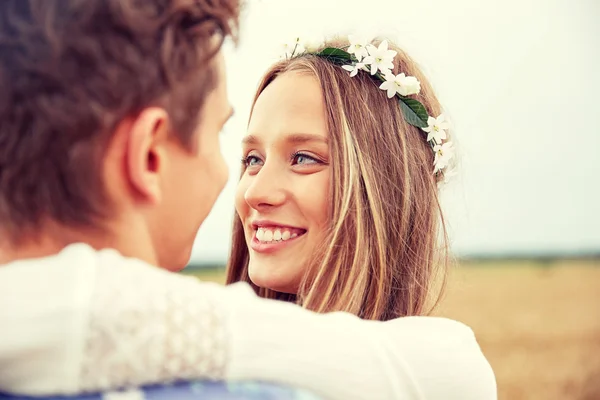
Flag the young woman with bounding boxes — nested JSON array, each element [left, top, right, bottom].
[[228, 36, 455, 321]]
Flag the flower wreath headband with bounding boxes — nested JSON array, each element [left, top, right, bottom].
[[281, 36, 454, 178]]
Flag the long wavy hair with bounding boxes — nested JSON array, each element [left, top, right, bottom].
[[227, 38, 451, 321]]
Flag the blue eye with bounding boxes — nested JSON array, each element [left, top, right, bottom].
[[242, 155, 263, 167], [292, 152, 319, 165]]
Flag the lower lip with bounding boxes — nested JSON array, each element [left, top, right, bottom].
[[250, 233, 305, 254]]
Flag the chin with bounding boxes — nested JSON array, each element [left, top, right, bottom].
[[159, 257, 188, 272], [164, 261, 188, 272], [248, 263, 299, 294], [158, 243, 193, 272]]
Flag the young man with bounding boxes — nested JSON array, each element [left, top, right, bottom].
[[0, 1, 496, 399]]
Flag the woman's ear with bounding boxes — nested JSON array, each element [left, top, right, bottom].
[[124, 107, 170, 205]]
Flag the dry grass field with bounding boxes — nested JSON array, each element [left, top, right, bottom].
[[185, 259, 600, 400], [434, 260, 600, 400]]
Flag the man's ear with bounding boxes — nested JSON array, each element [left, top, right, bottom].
[[125, 107, 169, 205]]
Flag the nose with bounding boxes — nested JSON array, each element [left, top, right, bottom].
[[244, 162, 287, 211]]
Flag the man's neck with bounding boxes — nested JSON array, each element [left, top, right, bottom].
[[0, 219, 157, 266]]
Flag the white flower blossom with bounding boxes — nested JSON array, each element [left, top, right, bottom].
[[422, 114, 450, 144], [437, 168, 456, 188], [443, 168, 456, 183], [396, 74, 421, 96], [342, 62, 367, 77], [281, 37, 305, 58], [433, 141, 455, 173], [305, 38, 323, 53], [362, 40, 397, 75], [379, 72, 421, 98], [347, 34, 370, 61]]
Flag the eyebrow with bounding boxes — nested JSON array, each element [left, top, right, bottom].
[[242, 133, 328, 146]]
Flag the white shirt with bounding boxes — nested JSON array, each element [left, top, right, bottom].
[[0, 244, 497, 399]]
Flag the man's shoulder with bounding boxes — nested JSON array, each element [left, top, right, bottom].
[[0, 243, 173, 301]]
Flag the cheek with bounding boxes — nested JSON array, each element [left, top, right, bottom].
[[198, 136, 229, 192], [213, 153, 229, 191], [303, 172, 330, 229]]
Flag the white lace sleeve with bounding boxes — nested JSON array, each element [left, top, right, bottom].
[[79, 250, 228, 392], [72, 247, 496, 400]]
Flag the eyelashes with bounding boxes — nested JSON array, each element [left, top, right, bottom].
[[290, 151, 320, 165], [240, 154, 261, 167]]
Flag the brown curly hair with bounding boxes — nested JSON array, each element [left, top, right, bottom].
[[0, 0, 240, 242]]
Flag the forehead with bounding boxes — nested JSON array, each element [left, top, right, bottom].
[[247, 71, 328, 141]]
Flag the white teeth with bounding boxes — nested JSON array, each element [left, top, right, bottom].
[[264, 230, 273, 242], [255, 227, 302, 243]]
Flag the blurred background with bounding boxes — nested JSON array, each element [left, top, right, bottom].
[[185, 0, 600, 399]]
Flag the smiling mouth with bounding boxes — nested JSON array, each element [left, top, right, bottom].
[[253, 226, 307, 244]]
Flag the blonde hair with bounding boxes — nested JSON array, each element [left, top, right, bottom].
[[227, 38, 450, 321]]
